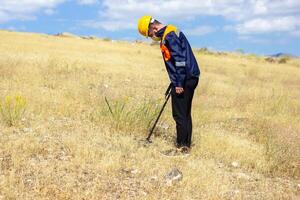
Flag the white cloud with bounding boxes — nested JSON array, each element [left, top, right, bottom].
[[223, 25, 235, 32], [238, 35, 271, 45], [44, 8, 56, 16], [290, 30, 300, 37], [77, 0, 98, 5], [1, 0, 300, 37], [238, 35, 288, 45], [6, 25, 26, 31], [184, 26, 216, 36], [99, 0, 245, 23], [83, 20, 135, 31], [0, 0, 65, 23], [93, 0, 300, 36], [236, 16, 300, 34]]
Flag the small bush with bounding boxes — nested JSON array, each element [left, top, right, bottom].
[[265, 57, 276, 63], [197, 47, 209, 54], [91, 97, 162, 133], [278, 57, 289, 64], [103, 37, 112, 42], [0, 95, 27, 126], [265, 56, 290, 64]]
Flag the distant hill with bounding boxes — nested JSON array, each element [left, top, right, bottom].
[[270, 53, 298, 58]]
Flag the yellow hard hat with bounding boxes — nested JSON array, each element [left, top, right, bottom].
[[137, 15, 152, 37]]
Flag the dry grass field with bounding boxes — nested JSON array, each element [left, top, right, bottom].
[[0, 30, 299, 199]]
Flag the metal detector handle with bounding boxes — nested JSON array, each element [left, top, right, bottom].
[[164, 83, 172, 99]]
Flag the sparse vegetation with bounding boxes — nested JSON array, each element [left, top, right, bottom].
[[0, 30, 299, 199], [278, 56, 289, 64], [265, 56, 291, 64], [103, 37, 112, 42], [0, 95, 27, 126], [197, 47, 210, 54], [91, 97, 161, 132]]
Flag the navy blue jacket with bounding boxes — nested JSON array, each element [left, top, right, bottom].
[[157, 25, 200, 87]]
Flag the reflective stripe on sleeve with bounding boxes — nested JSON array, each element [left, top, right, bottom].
[[175, 61, 186, 67]]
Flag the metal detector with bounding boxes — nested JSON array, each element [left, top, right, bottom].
[[146, 83, 172, 143]]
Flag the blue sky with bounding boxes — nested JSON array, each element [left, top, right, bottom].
[[0, 0, 299, 56]]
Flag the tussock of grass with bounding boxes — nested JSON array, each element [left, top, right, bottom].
[[90, 96, 162, 133], [0, 95, 27, 126]]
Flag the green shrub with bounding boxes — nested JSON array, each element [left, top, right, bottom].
[[0, 95, 27, 126]]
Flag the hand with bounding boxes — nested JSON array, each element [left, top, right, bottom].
[[175, 87, 184, 94]]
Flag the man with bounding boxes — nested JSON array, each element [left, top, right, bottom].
[[137, 16, 200, 153]]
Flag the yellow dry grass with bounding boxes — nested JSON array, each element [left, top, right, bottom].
[[0, 30, 299, 199]]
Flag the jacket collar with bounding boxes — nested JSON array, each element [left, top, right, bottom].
[[155, 26, 167, 38]]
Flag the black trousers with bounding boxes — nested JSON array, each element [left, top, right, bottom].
[[171, 77, 199, 148]]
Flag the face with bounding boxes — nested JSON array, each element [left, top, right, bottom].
[[148, 24, 157, 38], [148, 24, 161, 42]]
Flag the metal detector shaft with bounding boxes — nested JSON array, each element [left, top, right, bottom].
[[146, 83, 172, 142]]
